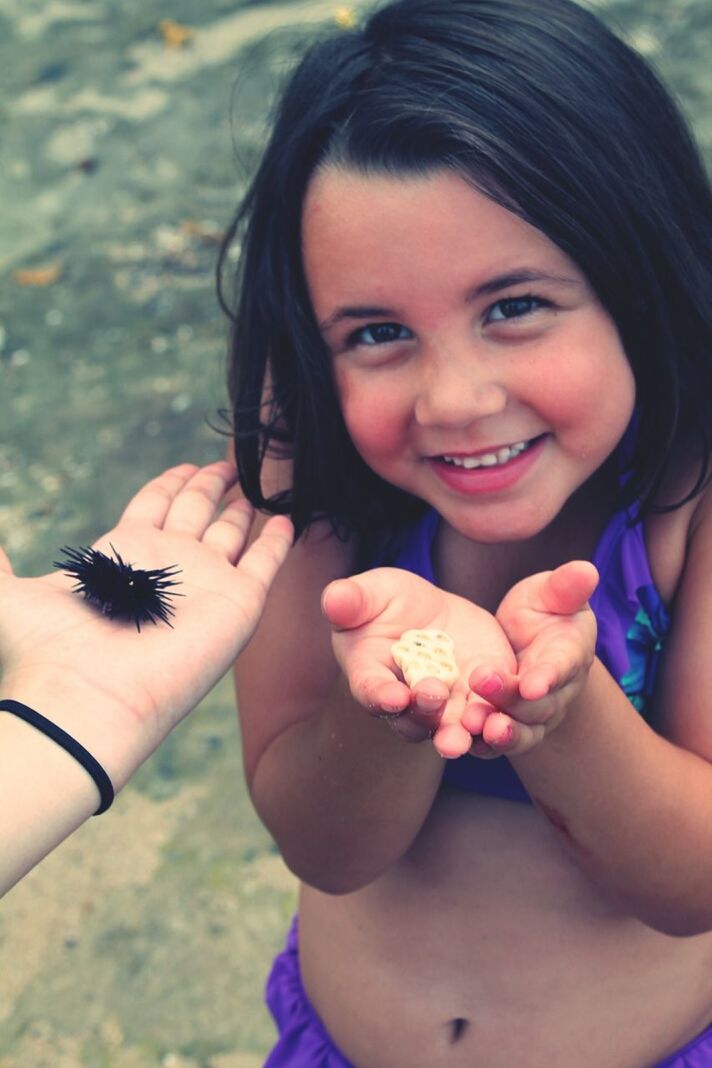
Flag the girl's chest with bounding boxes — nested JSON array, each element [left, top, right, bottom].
[[432, 509, 603, 611], [432, 496, 693, 612]]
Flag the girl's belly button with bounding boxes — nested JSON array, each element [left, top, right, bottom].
[[447, 1017, 470, 1044]]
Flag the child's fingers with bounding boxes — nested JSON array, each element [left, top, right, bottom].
[[432, 718, 475, 759], [517, 661, 561, 702], [383, 712, 435, 744], [469, 736, 500, 759], [482, 711, 517, 749], [460, 695, 495, 736], [480, 712, 546, 756], [322, 572, 396, 632], [468, 663, 519, 706], [358, 673, 414, 715], [431, 688, 475, 758], [406, 680, 449, 731], [374, 677, 449, 754], [479, 678, 563, 729], [411, 678, 450, 710], [322, 578, 365, 631], [335, 634, 414, 713], [538, 561, 599, 616], [517, 629, 590, 704]]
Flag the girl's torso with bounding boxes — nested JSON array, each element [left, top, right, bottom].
[[299, 487, 712, 1068]]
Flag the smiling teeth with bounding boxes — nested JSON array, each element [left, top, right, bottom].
[[442, 441, 530, 469]]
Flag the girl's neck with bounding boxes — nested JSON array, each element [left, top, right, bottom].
[[434, 473, 615, 613]]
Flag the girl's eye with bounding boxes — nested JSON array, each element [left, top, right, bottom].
[[485, 295, 547, 323], [349, 322, 413, 346]]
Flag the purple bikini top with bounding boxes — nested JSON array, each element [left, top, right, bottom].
[[390, 506, 670, 803]]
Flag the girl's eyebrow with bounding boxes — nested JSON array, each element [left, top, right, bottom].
[[318, 269, 579, 332], [319, 304, 395, 332], [468, 269, 580, 299]]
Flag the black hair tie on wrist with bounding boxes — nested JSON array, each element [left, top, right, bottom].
[[0, 699, 115, 815]]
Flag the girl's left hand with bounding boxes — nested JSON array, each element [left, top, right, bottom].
[[467, 561, 599, 757]]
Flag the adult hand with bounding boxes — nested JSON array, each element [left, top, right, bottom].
[[0, 461, 292, 784]]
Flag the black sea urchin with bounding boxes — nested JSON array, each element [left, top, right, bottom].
[[54, 545, 182, 631]]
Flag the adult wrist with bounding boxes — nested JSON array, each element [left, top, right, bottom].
[[0, 700, 114, 815], [0, 669, 153, 792]]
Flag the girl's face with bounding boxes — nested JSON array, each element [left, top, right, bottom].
[[302, 166, 636, 542]]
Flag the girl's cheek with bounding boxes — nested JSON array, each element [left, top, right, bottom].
[[345, 404, 405, 459], [530, 332, 635, 439], [338, 384, 407, 462]]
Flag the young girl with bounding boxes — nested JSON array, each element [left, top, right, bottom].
[[225, 0, 712, 1064]]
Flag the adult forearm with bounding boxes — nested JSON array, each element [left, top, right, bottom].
[[249, 684, 444, 894], [511, 658, 712, 936], [0, 672, 165, 896], [0, 711, 102, 895]]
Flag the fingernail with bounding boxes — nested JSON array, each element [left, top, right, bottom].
[[414, 692, 445, 712], [493, 723, 515, 748], [478, 673, 503, 698]]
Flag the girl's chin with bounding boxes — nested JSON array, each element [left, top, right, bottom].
[[433, 490, 566, 544], [446, 513, 551, 544]]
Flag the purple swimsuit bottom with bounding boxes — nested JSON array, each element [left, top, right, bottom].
[[264, 505, 712, 1067]]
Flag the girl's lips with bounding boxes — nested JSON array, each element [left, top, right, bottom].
[[427, 434, 547, 495]]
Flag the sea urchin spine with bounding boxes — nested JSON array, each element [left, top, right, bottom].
[[54, 545, 182, 631]]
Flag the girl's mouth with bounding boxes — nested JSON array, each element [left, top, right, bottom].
[[439, 438, 535, 470], [428, 435, 546, 494]]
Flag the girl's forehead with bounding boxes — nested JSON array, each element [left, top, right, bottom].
[[302, 166, 583, 299]]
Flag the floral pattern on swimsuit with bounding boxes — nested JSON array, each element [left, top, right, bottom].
[[620, 583, 671, 713]]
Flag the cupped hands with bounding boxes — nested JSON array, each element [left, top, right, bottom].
[[322, 561, 598, 760]]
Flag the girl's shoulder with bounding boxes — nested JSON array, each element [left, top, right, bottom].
[[647, 453, 712, 755], [644, 450, 711, 607], [232, 449, 359, 780]]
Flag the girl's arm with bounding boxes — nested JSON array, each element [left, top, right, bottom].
[[234, 522, 448, 894], [236, 484, 517, 894], [0, 462, 292, 896], [476, 489, 712, 936]]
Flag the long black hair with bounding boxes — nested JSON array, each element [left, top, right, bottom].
[[219, 0, 712, 556]]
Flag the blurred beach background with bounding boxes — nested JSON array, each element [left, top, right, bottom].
[[0, 1, 710, 1065]]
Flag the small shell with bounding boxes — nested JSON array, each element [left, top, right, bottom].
[[391, 628, 458, 688]]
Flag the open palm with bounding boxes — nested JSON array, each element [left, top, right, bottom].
[[322, 567, 517, 758], [0, 462, 292, 779], [467, 561, 599, 755]]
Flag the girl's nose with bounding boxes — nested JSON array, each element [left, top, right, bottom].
[[414, 352, 508, 428]]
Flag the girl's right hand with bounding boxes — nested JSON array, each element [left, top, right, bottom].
[[321, 567, 517, 758]]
